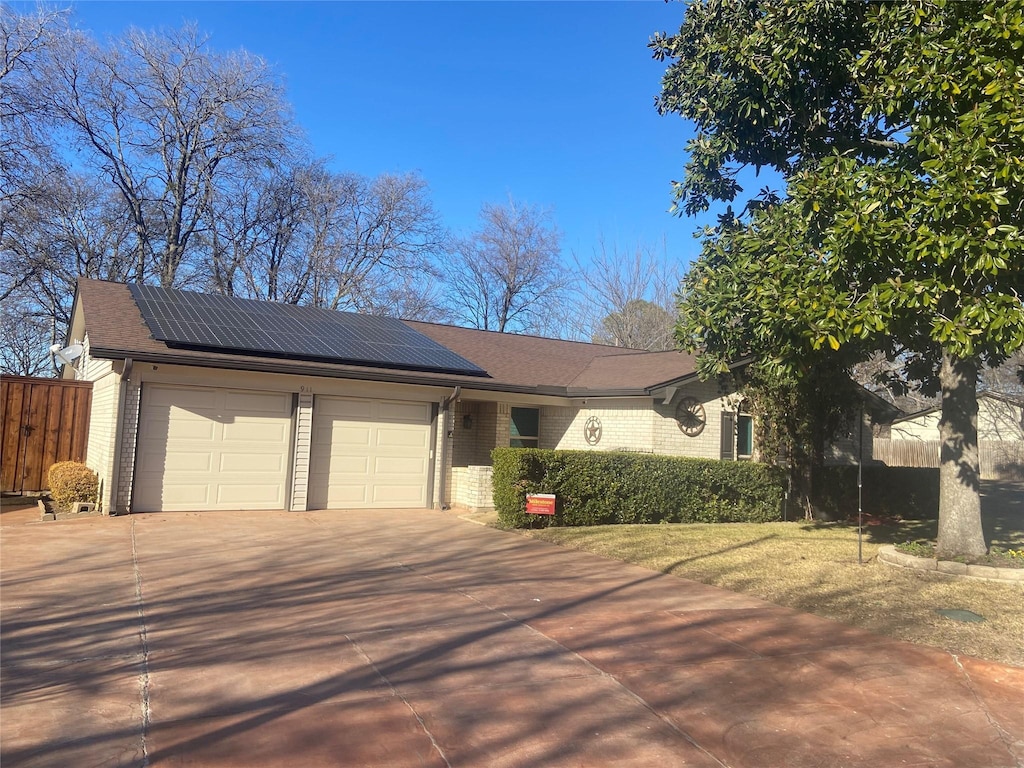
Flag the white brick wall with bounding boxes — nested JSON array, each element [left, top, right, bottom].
[[652, 380, 736, 460], [538, 382, 738, 460], [541, 400, 655, 452], [450, 465, 494, 511], [80, 335, 119, 513], [115, 381, 141, 512], [85, 372, 118, 513]]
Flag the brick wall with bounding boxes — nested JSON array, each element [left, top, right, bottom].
[[115, 381, 141, 513], [539, 382, 739, 460], [652, 379, 737, 460], [541, 400, 655, 452], [450, 465, 494, 511], [80, 337, 118, 513]]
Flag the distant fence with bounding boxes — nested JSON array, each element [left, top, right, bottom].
[[1, 376, 92, 493], [873, 438, 1024, 481]]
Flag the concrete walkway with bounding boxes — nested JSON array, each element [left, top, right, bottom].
[[2, 509, 1021, 768]]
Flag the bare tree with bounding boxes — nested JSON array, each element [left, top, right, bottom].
[[444, 198, 565, 333], [305, 171, 447, 313], [570, 237, 680, 349], [0, 5, 69, 209], [1, 169, 136, 356], [42, 23, 296, 287], [0, 9, 451, 376], [982, 349, 1024, 396], [0, 299, 53, 377]]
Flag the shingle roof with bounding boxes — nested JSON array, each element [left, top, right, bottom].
[[75, 279, 699, 397]]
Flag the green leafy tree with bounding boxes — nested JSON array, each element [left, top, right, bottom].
[[655, 0, 1024, 557]]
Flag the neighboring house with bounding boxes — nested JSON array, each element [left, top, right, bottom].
[[874, 391, 1024, 480], [65, 279, 768, 515]]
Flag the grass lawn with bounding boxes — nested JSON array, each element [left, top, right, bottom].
[[516, 515, 1024, 667]]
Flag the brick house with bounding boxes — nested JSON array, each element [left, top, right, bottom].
[[65, 279, 768, 515]]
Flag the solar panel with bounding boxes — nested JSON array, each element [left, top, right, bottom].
[[128, 284, 488, 376]]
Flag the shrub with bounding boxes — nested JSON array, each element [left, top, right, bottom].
[[47, 461, 99, 510], [493, 448, 785, 529]]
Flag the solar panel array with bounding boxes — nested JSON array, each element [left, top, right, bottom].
[[128, 284, 488, 376]]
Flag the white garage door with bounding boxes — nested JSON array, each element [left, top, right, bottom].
[[308, 396, 432, 509], [134, 385, 294, 512]]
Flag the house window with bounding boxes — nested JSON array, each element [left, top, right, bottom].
[[510, 407, 539, 448], [736, 414, 754, 459]]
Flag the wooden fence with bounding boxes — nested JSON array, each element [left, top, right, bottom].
[[1, 376, 92, 493], [873, 438, 1024, 481]]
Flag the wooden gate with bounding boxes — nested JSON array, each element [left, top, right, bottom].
[[1, 376, 92, 493]]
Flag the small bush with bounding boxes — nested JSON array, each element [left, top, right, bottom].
[[493, 448, 785, 529], [47, 461, 98, 510]]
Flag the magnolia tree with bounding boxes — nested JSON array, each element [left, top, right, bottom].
[[654, 0, 1024, 556]]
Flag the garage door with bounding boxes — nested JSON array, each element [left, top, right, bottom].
[[308, 396, 432, 509], [134, 385, 294, 512]]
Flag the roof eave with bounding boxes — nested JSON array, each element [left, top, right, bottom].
[[87, 346, 581, 398]]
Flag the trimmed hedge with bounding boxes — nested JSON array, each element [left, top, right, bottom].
[[493, 448, 786, 528], [47, 461, 99, 510]]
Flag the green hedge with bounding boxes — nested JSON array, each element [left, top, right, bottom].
[[493, 448, 786, 528]]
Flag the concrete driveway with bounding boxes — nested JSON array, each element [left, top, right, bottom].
[[2, 509, 1021, 768]]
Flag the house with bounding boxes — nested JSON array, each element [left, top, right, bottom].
[[874, 391, 1024, 480], [65, 279, 766, 515]]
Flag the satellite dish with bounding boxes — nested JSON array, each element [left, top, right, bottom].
[[50, 343, 84, 367]]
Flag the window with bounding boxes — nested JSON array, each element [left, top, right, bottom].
[[510, 407, 539, 448], [736, 414, 754, 459]]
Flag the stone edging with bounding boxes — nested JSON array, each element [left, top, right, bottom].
[[878, 545, 1024, 583]]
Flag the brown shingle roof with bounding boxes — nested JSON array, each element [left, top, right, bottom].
[[75, 279, 698, 396], [568, 350, 699, 392]]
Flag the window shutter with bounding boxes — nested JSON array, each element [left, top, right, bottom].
[[720, 411, 735, 461]]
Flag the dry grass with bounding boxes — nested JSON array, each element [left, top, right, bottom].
[[519, 520, 1024, 667]]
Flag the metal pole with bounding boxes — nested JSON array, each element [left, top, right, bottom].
[[858, 405, 864, 565]]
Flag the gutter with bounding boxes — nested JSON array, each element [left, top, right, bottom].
[[86, 349, 640, 399]]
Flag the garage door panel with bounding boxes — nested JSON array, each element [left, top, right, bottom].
[[309, 396, 431, 510], [222, 420, 290, 442], [216, 483, 286, 506], [334, 457, 371, 474], [135, 384, 293, 512], [164, 419, 217, 440], [375, 456, 427, 474], [225, 391, 292, 414], [162, 451, 215, 473], [320, 398, 374, 419], [219, 452, 286, 473], [312, 455, 370, 476], [326, 425, 372, 448], [378, 401, 431, 423], [148, 386, 216, 408], [161, 484, 212, 506], [135, 447, 213, 474], [372, 485, 427, 504], [376, 427, 429, 448], [324, 485, 369, 505]]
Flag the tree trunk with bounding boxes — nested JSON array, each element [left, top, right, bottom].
[[935, 350, 987, 559]]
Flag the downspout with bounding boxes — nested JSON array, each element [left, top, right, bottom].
[[108, 358, 133, 515], [436, 386, 461, 510]]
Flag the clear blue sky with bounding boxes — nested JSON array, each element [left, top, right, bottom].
[[58, 1, 751, 272]]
